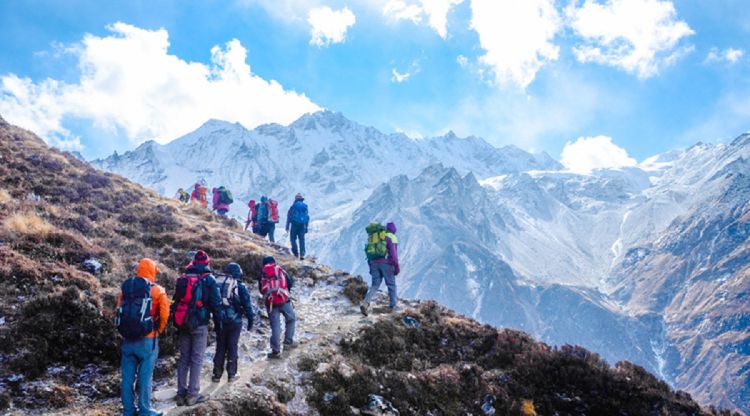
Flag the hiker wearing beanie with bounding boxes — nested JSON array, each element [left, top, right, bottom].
[[285, 193, 309, 260], [361, 222, 400, 316], [259, 256, 297, 359], [172, 250, 222, 406], [116, 258, 169, 416], [212, 263, 254, 383]]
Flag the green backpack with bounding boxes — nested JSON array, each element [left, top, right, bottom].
[[218, 187, 233, 204], [364, 223, 388, 260]]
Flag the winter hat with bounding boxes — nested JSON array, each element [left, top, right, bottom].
[[193, 250, 210, 265], [224, 262, 243, 279], [387, 222, 397, 233], [136, 258, 158, 282], [194, 183, 200, 189], [262, 256, 276, 266], [294, 193, 303, 200], [261, 196, 268, 203]]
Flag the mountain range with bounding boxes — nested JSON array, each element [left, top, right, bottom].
[[94, 111, 750, 414]]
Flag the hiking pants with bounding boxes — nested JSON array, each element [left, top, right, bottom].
[[290, 223, 306, 257], [269, 301, 296, 353], [364, 263, 398, 309], [121, 337, 159, 416], [213, 323, 242, 379], [177, 325, 208, 398], [267, 222, 276, 243]]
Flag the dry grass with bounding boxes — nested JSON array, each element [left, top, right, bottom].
[[0, 188, 11, 205], [3, 211, 54, 237]]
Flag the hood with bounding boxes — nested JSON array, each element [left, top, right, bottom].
[[387, 222, 397, 234], [136, 258, 158, 282], [261, 196, 268, 203]]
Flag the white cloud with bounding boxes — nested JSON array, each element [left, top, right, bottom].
[[391, 60, 421, 83], [0, 23, 320, 149], [566, 0, 694, 78], [470, 0, 561, 88], [560, 135, 637, 173], [705, 47, 745, 64], [308, 6, 357, 47], [456, 54, 469, 67], [383, 0, 463, 39]]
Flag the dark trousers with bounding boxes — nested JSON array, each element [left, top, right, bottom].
[[213, 323, 242, 378], [290, 223, 306, 257], [267, 222, 276, 243]]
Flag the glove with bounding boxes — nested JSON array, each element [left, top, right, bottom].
[[304, 225, 308, 233], [394, 265, 400, 276], [247, 318, 254, 331], [285, 225, 290, 232]]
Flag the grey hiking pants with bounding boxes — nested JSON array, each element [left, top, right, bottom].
[[269, 301, 296, 353], [177, 325, 208, 398], [364, 262, 397, 309]]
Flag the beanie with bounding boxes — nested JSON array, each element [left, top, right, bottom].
[[193, 250, 210, 265], [262, 256, 275, 266]]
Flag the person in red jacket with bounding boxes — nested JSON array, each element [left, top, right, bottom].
[[116, 258, 169, 416]]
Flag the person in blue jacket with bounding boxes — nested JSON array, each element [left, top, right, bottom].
[[286, 193, 309, 260], [212, 262, 254, 383]]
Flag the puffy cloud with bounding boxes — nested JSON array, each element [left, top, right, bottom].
[[308, 6, 357, 46], [391, 60, 421, 83], [0, 23, 320, 149], [383, 0, 463, 39], [470, 0, 561, 88], [560, 135, 637, 173], [705, 47, 744, 64], [566, 0, 694, 78]]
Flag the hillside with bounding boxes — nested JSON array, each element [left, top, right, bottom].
[[0, 115, 742, 415]]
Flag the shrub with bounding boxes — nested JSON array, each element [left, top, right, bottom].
[[2, 212, 53, 237]]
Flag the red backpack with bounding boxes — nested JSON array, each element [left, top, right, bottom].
[[268, 199, 279, 223], [260, 264, 290, 306], [173, 272, 208, 328]]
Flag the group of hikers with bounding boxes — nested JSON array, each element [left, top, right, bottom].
[[116, 252, 297, 416], [176, 183, 310, 259]]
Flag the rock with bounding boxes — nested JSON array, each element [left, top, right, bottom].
[[402, 316, 421, 328], [82, 258, 103, 275]]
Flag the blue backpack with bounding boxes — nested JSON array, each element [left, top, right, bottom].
[[291, 201, 309, 225], [256, 203, 269, 224], [116, 277, 155, 340]]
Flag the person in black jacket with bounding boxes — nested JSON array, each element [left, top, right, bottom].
[[212, 262, 254, 383], [173, 250, 222, 407]]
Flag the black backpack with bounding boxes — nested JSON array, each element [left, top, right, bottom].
[[116, 277, 155, 340]]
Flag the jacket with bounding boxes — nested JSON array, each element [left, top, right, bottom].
[[212, 188, 230, 211], [217, 275, 254, 327], [371, 222, 399, 274], [116, 259, 170, 338], [173, 264, 222, 328], [286, 199, 309, 229]]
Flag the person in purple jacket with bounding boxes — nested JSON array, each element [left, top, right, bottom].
[[360, 222, 400, 316], [212, 186, 231, 217]]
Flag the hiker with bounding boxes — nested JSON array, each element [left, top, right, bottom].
[[212, 186, 233, 217], [285, 193, 309, 260], [256, 196, 279, 242], [266, 197, 279, 243], [176, 188, 190, 204], [360, 222, 400, 316], [256, 196, 270, 238], [116, 258, 169, 416], [190, 183, 208, 208], [244, 200, 258, 233], [212, 262, 254, 383], [172, 250, 222, 406], [259, 256, 297, 359]]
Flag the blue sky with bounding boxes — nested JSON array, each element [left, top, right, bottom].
[[0, 0, 748, 170]]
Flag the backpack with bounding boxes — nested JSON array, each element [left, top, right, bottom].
[[199, 187, 208, 206], [256, 203, 269, 223], [260, 264, 290, 306], [268, 199, 279, 223], [290, 201, 309, 225], [173, 272, 208, 329], [218, 274, 240, 323], [365, 223, 388, 261], [218, 187, 233, 205], [179, 191, 190, 203], [116, 277, 155, 340]]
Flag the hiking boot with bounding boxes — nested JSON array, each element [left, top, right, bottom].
[[186, 394, 207, 406], [228, 374, 239, 383], [283, 341, 299, 349], [211, 374, 221, 383], [175, 395, 187, 406], [390, 305, 401, 313], [360, 303, 369, 316], [267, 351, 282, 359], [299, 255, 305, 261]]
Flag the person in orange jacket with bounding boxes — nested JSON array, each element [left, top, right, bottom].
[[115, 258, 169, 416]]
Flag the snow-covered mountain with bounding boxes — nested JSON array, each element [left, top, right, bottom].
[[94, 111, 750, 414]]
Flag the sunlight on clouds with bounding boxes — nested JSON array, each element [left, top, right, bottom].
[[566, 0, 694, 78], [470, 0, 561, 89], [308, 6, 357, 47], [383, 0, 463, 39], [561, 135, 637, 174], [0, 23, 320, 148]]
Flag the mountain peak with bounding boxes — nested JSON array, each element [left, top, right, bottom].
[[291, 110, 354, 131]]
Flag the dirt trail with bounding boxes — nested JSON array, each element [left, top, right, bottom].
[[152, 271, 396, 415]]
